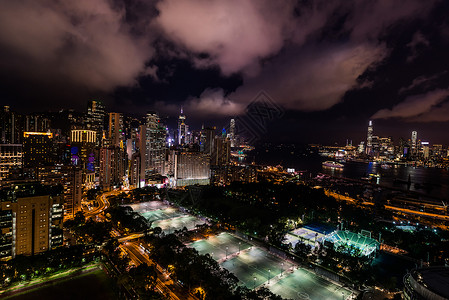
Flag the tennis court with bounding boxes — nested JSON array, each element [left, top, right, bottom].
[[130, 201, 204, 234], [190, 232, 252, 261], [189, 233, 352, 300], [269, 267, 352, 300]]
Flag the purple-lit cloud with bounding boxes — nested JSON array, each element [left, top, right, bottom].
[[372, 89, 449, 120], [0, 0, 154, 91]]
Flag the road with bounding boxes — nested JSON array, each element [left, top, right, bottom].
[[83, 190, 125, 218], [121, 241, 198, 300]]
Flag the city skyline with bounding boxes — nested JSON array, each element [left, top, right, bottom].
[[1, 1, 449, 144]]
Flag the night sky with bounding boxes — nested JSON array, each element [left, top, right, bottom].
[[1, 0, 449, 144]]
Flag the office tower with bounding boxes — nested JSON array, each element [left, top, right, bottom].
[[411, 131, 417, 157], [99, 146, 124, 191], [86, 100, 106, 146], [422, 142, 430, 160], [211, 165, 257, 185], [172, 151, 210, 186], [0, 183, 64, 259], [70, 129, 97, 187], [433, 144, 443, 158], [229, 119, 236, 147], [22, 132, 54, 167], [366, 120, 373, 155], [0, 106, 22, 144], [108, 113, 124, 148], [144, 112, 167, 177], [177, 107, 187, 145], [23, 114, 51, 132], [36, 166, 82, 219], [203, 127, 216, 156], [0, 144, 22, 180], [211, 135, 231, 166]]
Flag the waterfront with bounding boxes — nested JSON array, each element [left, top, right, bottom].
[[252, 145, 449, 200]]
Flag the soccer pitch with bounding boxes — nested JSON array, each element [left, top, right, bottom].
[[190, 233, 352, 300]]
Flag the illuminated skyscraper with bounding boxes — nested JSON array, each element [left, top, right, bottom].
[[145, 112, 166, 177], [229, 119, 236, 147], [108, 113, 124, 148], [0, 183, 63, 259], [86, 100, 106, 146], [177, 107, 187, 145], [366, 120, 373, 155], [22, 132, 54, 167], [411, 131, 417, 157], [0, 144, 22, 180]]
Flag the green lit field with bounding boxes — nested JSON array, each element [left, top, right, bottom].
[[152, 214, 204, 234], [269, 268, 352, 300], [190, 233, 352, 300], [190, 232, 252, 261]]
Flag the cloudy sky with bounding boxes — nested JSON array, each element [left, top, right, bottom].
[[1, 0, 449, 144]]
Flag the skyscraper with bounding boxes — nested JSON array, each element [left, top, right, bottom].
[[86, 100, 106, 146], [144, 112, 166, 177], [0, 144, 22, 180], [366, 120, 373, 155], [177, 107, 187, 145], [108, 113, 124, 148], [0, 183, 64, 259], [229, 119, 236, 147], [411, 131, 417, 157], [22, 132, 54, 167]]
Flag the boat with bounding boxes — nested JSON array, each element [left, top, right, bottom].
[[322, 161, 344, 168]]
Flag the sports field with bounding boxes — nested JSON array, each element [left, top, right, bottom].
[[190, 233, 352, 300], [190, 232, 252, 261], [286, 227, 325, 248], [130, 201, 204, 234]]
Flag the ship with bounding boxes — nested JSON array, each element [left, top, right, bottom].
[[322, 161, 344, 168]]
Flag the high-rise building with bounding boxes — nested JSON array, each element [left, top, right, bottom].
[[366, 120, 373, 155], [211, 135, 231, 166], [86, 100, 106, 146], [70, 129, 97, 187], [36, 166, 82, 219], [422, 142, 430, 160], [203, 127, 216, 156], [411, 131, 418, 157], [22, 132, 54, 167], [0, 183, 64, 259], [99, 146, 125, 191], [108, 113, 124, 148], [0, 106, 22, 144], [177, 107, 187, 145], [0, 144, 22, 180], [229, 119, 236, 147], [144, 112, 166, 177], [171, 151, 210, 186]]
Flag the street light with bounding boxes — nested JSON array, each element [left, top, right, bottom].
[[281, 262, 284, 277], [238, 242, 241, 254], [253, 277, 257, 289], [268, 269, 271, 284], [226, 246, 229, 259], [211, 252, 214, 259]]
